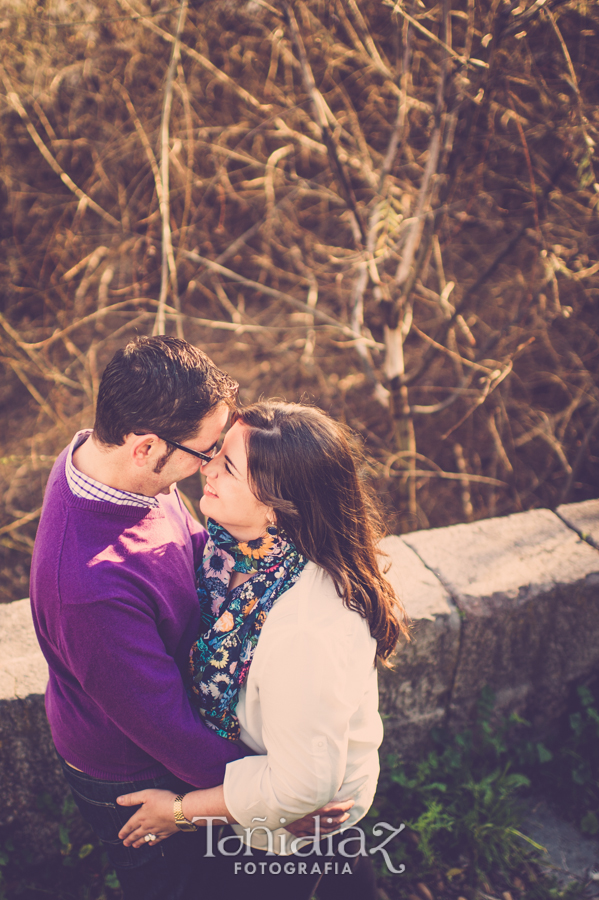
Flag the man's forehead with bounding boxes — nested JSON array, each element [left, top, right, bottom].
[[193, 403, 230, 444]]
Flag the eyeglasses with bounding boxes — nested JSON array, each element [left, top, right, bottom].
[[134, 433, 217, 464], [157, 436, 217, 464]]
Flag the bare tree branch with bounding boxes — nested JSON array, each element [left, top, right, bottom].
[[0, 66, 120, 228], [153, 0, 188, 338], [180, 251, 383, 347]]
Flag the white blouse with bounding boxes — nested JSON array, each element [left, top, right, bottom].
[[222, 562, 384, 853]]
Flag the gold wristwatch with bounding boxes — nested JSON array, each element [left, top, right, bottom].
[[173, 794, 198, 831]]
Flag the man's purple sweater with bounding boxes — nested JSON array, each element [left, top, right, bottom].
[[30, 447, 241, 785]]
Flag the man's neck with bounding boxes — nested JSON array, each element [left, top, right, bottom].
[[72, 434, 155, 497]]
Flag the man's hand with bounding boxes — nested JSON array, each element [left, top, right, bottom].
[[286, 799, 354, 838], [117, 789, 179, 848]]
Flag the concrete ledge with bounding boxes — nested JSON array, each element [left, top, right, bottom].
[[0, 598, 65, 863], [0, 596, 48, 699], [403, 504, 599, 732], [2, 500, 599, 858], [557, 498, 599, 546], [378, 535, 460, 755]]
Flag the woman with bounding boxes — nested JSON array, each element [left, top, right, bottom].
[[116, 401, 409, 899]]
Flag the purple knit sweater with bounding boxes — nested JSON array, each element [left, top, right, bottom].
[[30, 447, 241, 785]]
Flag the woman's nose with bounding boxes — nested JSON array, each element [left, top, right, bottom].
[[201, 451, 222, 474]]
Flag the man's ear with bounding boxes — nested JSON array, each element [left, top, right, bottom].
[[127, 433, 160, 468]]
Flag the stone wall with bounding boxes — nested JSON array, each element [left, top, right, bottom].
[[381, 499, 599, 752], [2, 498, 599, 860], [0, 593, 63, 863]]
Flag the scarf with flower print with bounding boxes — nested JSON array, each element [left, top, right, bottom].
[[188, 518, 307, 740]]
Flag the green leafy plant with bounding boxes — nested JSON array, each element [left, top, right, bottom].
[[373, 687, 545, 892], [373, 683, 599, 898], [516, 680, 599, 835], [0, 836, 14, 900], [0, 793, 120, 899]]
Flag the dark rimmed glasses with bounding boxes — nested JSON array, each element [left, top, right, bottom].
[[157, 436, 218, 464], [135, 434, 218, 464]]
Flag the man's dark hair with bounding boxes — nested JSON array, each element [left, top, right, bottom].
[[94, 336, 238, 446]]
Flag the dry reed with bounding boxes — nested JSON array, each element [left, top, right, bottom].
[[0, 0, 598, 600]]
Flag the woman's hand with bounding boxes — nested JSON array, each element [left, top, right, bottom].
[[116, 788, 352, 846], [286, 799, 354, 838], [117, 789, 179, 848]]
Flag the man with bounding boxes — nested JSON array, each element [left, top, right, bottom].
[[30, 337, 347, 900]]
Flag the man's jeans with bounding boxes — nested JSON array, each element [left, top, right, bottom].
[[58, 754, 214, 900]]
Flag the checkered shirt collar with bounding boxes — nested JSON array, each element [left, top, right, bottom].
[[65, 430, 160, 509]]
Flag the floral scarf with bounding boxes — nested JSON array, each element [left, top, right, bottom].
[[188, 519, 307, 740]]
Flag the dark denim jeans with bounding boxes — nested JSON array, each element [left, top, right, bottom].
[[213, 826, 378, 900], [57, 753, 216, 900]]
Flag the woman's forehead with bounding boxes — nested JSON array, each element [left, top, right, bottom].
[[223, 422, 249, 471]]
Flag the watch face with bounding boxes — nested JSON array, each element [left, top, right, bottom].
[[176, 822, 197, 832]]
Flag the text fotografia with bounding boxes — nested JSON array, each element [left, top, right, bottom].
[[235, 860, 354, 876], [192, 817, 407, 875]]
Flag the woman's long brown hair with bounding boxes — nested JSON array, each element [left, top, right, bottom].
[[234, 401, 410, 663]]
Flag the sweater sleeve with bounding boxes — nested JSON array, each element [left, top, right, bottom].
[[222, 596, 376, 829], [59, 591, 241, 787]]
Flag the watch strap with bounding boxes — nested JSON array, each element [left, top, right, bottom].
[[173, 793, 197, 831]]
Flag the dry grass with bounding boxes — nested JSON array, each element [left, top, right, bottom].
[[0, 0, 598, 601]]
